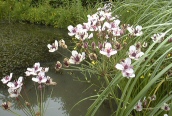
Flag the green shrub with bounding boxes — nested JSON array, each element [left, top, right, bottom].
[[0, 0, 99, 28]]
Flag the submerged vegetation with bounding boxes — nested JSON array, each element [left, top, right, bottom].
[[0, 23, 66, 76], [1, 0, 172, 116]]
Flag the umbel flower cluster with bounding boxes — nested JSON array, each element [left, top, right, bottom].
[[48, 3, 145, 78], [1, 62, 56, 113], [47, 3, 171, 115]]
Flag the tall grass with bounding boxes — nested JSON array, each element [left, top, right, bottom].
[[84, 0, 172, 115]]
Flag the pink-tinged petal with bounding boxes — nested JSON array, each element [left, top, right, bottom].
[[18, 76, 23, 83], [105, 42, 112, 49], [81, 52, 85, 59], [8, 87, 22, 98], [9, 94, 18, 98], [125, 58, 131, 65], [1, 73, 13, 84], [88, 33, 93, 39], [1, 78, 9, 84], [129, 45, 136, 51], [67, 25, 74, 31], [76, 24, 83, 29], [41, 78, 47, 83], [125, 68, 134, 73], [25, 71, 31, 76], [110, 51, 117, 55], [106, 53, 111, 57], [137, 52, 144, 57], [27, 68, 34, 72], [115, 64, 124, 70], [68, 33, 75, 36], [72, 50, 78, 56], [136, 25, 142, 31], [127, 26, 133, 34], [49, 49, 56, 52], [7, 82, 15, 88], [47, 44, 52, 49], [69, 59, 75, 64], [102, 22, 110, 30], [54, 40, 58, 46], [129, 73, 135, 78], [9, 73, 13, 79], [1, 79, 8, 84], [100, 51, 107, 56], [42, 67, 49, 72], [114, 19, 120, 26], [32, 78, 39, 82], [122, 71, 127, 77], [136, 32, 143, 36]]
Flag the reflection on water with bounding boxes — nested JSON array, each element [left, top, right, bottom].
[[0, 63, 111, 116], [0, 22, 111, 116]]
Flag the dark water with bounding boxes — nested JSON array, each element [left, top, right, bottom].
[[0, 22, 111, 116]]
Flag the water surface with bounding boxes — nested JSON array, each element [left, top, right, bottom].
[[0, 22, 111, 116]]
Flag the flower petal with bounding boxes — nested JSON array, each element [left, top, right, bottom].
[[115, 64, 124, 70]]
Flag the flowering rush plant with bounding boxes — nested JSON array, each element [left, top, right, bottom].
[[1, 62, 56, 116], [47, 2, 172, 116]]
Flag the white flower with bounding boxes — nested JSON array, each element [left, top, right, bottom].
[[134, 100, 143, 111], [8, 87, 22, 98], [46, 76, 57, 86], [67, 24, 82, 36], [122, 70, 135, 78], [164, 114, 168, 116], [127, 25, 143, 36], [100, 42, 117, 57], [40, 67, 49, 73], [69, 50, 85, 64], [25, 62, 42, 76], [148, 94, 156, 101], [47, 40, 58, 52], [128, 45, 144, 60], [59, 39, 66, 47], [75, 30, 89, 41], [32, 72, 47, 84], [87, 14, 99, 26], [1, 73, 13, 84], [151, 33, 165, 43], [7, 76, 23, 90], [115, 58, 135, 78], [161, 103, 170, 111]]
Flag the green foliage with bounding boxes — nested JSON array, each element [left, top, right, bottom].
[[52, 0, 172, 116], [84, 1, 172, 116], [0, 0, 99, 28]]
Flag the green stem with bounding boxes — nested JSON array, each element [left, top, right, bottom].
[[44, 87, 54, 114], [9, 109, 21, 116], [103, 76, 114, 113]]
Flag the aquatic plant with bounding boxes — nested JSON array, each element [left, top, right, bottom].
[[1, 62, 56, 116], [48, 1, 172, 116]]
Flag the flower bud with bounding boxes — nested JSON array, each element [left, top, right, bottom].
[[2, 102, 11, 110], [63, 58, 70, 67], [89, 53, 97, 61], [55, 61, 62, 71]]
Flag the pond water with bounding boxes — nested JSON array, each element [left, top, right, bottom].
[[0, 22, 111, 116]]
